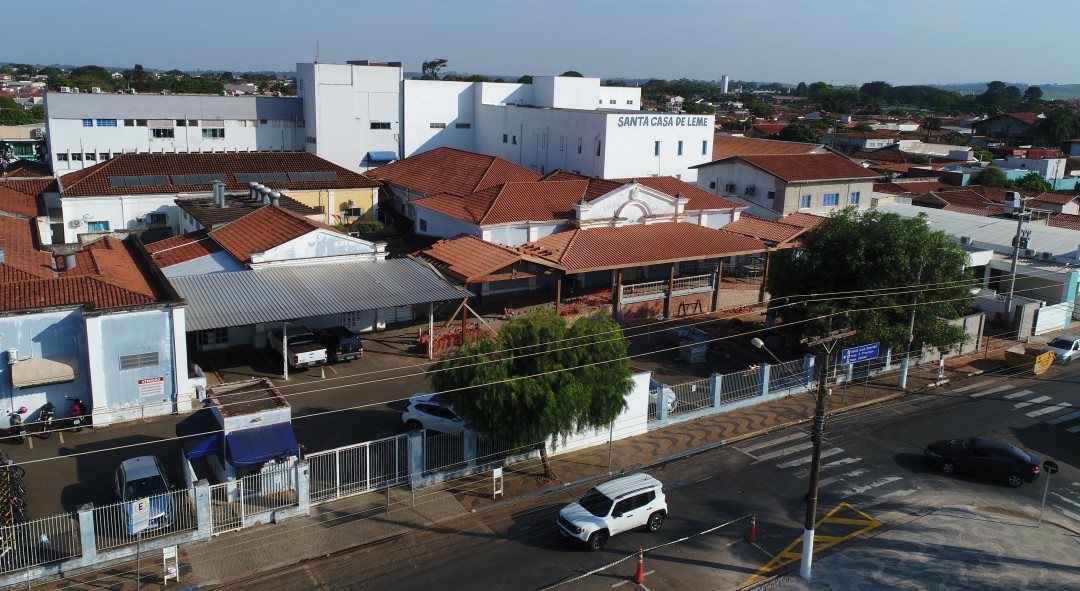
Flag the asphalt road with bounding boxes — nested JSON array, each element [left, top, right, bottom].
[[218, 366, 1080, 590]]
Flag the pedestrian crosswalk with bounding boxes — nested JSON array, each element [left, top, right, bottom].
[[736, 381, 1080, 528]]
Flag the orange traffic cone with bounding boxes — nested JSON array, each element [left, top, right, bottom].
[[747, 512, 758, 543], [633, 547, 646, 584]]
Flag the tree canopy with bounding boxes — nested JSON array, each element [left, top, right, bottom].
[[973, 167, 1008, 187], [1014, 172, 1053, 193], [766, 208, 974, 355], [428, 308, 632, 479], [774, 123, 819, 144]]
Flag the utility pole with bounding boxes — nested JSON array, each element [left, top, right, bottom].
[[1003, 193, 1031, 334], [799, 325, 856, 580]]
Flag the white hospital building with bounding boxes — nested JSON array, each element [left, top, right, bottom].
[[45, 60, 715, 182]]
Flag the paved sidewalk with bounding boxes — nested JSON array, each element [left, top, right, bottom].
[[24, 349, 1010, 591]]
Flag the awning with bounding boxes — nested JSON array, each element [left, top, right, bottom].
[[366, 151, 398, 163], [11, 356, 79, 388], [176, 409, 224, 460], [224, 422, 299, 467]]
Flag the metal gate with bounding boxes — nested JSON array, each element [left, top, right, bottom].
[[208, 481, 243, 536]]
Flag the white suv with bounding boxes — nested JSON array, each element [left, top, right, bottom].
[[557, 473, 667, 551]]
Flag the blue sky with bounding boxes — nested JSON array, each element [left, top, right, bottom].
[[5, 0, 1072, 86]]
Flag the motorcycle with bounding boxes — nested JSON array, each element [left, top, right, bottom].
[[66, 396, 87, 432], [38, 402, 55, 439], [8, 407, 27, 444]]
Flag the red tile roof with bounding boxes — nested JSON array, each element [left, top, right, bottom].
[[59, 237, 157, 299], [711, 134, 823, 160], [615, 176, 743, 210], [780, 212, 827, 230], [0, 160, 52, 178], [728, 153, 881, 182], [0, 214, 54, 279], [144, 230, 225, 268], [415, 180, 585, 225], [0, 179, 50, 217], [1048, 214, 1080, 231], [209, 205, 342, 264], [520, 223, 765, 272], [57, 152, 379, 197], [874, 181, 954, 195], [366, 147, 541, 197], [414, 234, 524, 283], [722, 215, 807, 245]]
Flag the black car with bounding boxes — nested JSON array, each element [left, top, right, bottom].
[[923, 437, 1040, 487], [318, 326, 364, 362]]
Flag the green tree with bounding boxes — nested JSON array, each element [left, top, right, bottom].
[[776, 123, 819, 143], [420, 58, 448, 80], [973, 167, 1008, 187], [1024, 107, 1080, 147], [923, 116, 943, 140], [517, 75, 533, 84], [1015, 172, 1052, 193], [766, 208, 974, 356], [1023, 86, 1043, 105], [428, 308, 632, 480], [559, 71, 584, 77]]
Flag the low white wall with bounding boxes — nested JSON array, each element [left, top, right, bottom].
[[551, 371, 650, 455]]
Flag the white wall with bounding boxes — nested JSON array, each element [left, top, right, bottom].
[[60, 194, 184, 242], [402, 80, 477, 156], [602, 113, 714, 181], [552, 371, 650, 455], [414, 206, 482, 240]]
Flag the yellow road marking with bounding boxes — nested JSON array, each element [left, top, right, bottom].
[[743, 502, 883, 585]]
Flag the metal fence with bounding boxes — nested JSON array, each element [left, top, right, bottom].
[[475, 437, 528, 467], [669, 378, 713, 416], [92, 489, 198, 551], [208, 462, 298, 536], [423, 431, 465, 475], [768, 358, 808, 393], [0, 513, 80, 574], [307, 434, 409, 505], [718, 367, 762, 405]]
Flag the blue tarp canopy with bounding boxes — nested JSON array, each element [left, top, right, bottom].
[[366, 151, 398, 163], [177, 409, 223, 460], [224, 422, 300, 467]]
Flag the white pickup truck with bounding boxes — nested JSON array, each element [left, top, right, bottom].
[[266, 325, 328, 369]]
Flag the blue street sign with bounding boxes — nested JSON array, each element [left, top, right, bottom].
[[841, 342, 880, 365]]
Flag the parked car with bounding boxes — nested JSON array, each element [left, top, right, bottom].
[[558, 473, 667, 551], [114, 455, 174, 530], [318, 326, 364, 363], [649, 379, 677, 414], [267, 324, 328, 369], [1041, 335, 1080, 365], [923, 437, 1040, 488], [402, 393, 466, 434]]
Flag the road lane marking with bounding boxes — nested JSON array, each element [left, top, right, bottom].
[[1051, 492, 1080, 509], [1002, 389, 1033, 400], [793, 457, 861, 479], [1047, 410, 1080, 425], [969, 384, 1013, 398], [1013, 395, 1051, 409], [837, 476, 902, 499], [755, 441, 814, 462], [951, 382, 994, 393], [1027, 402, 1072, 418], [775, 447, 843, 469], [739, 432, 807, 453]]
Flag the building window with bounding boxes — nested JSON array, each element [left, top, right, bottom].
[[84, 153, 96, 161], [654, 141, 660, 156], [595, 140, 601, 156], [296, 120, 305, 128], [175, 119, 186, 127], [767, 190, 775, 200], [82, 119, 93, 127], [272, 120, 282, 127], [677, 140, 683, 156], [86, 220, 109, 231], [96, 119, 117, 127], [800, 195, 812, 209], [744, 186, 755, 196], [124, 119, 135, 126], [455, 123, 471, 129], [502, 133, 508, 143], [99, 153, 110, 160], [512, 135, 517, 145], [419, 219, 428, 231], [627, 100, 634, 105], [709, 181, 716, 189], [202, 128, 225, 139], [136, 119, 147, 127], [609, 99, 616, 104], [559, 136, 565, 151], [198, 329, 228, 348], [147, 212, 167, 225], [370, 121, 391, 130], [56, 153, 68, 161], [850, 191, 861, 205], [119, 351, 159, 371], [725, 183, 736, 193], [430, 123, 446, 129], [823, 193, 840, 206], [188, 120, 199, 127], [71, 153, 82, 161], [151, 128, 175, 138], [702, 140, 708, 155], [577, 138, 582, 154]]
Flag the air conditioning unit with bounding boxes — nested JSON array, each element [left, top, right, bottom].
[[1023, 248, 1038, 258], [59, 86, 71, 93], [91, 87, 102, 94], [959, 236, 972, 246], [69, 219, 81, 228], [1040, 251, 1055, 261]]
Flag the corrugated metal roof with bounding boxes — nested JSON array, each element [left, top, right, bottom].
[[171, 259, 471, 331]]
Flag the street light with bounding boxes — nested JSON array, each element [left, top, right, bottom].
[[750, 337, 783, 365]]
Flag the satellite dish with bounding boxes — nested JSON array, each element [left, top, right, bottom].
[[81, 213, 93, 222]]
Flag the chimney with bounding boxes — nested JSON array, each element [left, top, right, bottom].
[[63, 253, 77, 270], [269, 191, 281, 207], [258, 186, 272, 204], [212, 181, 226, 208], [249, 182, 259, 201]]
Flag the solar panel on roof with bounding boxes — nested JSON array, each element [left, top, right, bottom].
[[171, 175, 189, 185], [109, 176, 126, 187], [153, 175, 169, 185], [272, 172, 288, 183], [311, 171, 337, 181], [288, 172, 314, 182], [234, 173, 251, 183]]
